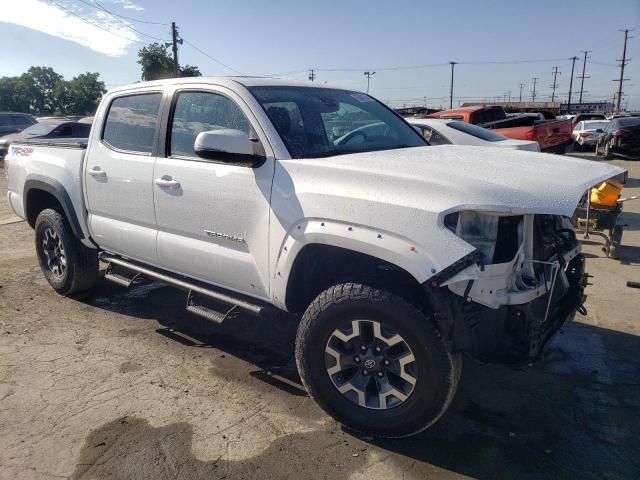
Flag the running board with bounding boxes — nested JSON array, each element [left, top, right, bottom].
[[99, 253, 270, 317], [104, 262, 141, 288], [186, 290, 238, 324]]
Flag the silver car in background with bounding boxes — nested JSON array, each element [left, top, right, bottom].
[[409, 118, 540, 152], [572, 119, 609, 150]]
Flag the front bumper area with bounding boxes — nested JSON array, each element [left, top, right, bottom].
[[430, 254, 587, 365]]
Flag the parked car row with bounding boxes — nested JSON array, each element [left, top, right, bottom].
[[0, 113, 92, 160], [425, 105, 573, 153]]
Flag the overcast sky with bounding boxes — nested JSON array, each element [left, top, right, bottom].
[[2, 0, 639, 109]]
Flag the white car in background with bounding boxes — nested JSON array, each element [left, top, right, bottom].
[[409, 118, 540, 152], [572, 120, 609, 150]]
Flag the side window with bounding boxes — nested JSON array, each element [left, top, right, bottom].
[[54, 125, 73, 137], [170, 91, 250, 157], [103, 93, 162, 154], [73, 125, 91, 137], [0, 115, 10, 127]]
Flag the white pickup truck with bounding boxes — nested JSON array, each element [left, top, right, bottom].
[[5, 77, 623, 438]]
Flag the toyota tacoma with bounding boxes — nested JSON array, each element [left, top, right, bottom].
[[5, 77, 623, 438]]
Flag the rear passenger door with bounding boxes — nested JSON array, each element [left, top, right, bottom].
[[84, 91, 163, 265]]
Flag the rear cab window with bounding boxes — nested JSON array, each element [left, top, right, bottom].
[[102, 93, 162, 154]]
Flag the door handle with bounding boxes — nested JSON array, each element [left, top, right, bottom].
[[154, 176, 181, 188], [88, 167, 106, 177]]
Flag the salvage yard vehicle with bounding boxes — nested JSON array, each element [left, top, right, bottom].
[[595, 116, 640, 159], [429, 105, 573, 153], [572, 120, 609, 150], [4, 77, 624, 438], [409, 118, 540, 151], [0, 118, 92, 160]]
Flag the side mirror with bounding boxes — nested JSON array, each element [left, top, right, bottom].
[[194, 129, 266, 168]]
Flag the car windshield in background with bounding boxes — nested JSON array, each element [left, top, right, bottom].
[[447, 120, 509, 142], [249, 86, 425, 158], [22, 123, 57, 136]]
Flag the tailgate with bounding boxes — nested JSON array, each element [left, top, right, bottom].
[[532, 119, 572, 150]]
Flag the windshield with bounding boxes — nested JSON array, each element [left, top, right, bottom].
[[21, 123, 56, 136], [249, 86, 426, 158], [447, 121, 508, 142]]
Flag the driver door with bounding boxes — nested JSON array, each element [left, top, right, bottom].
[[153, 86, 275, 300]]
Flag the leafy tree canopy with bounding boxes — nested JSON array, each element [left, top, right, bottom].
[[0, 67, 106, 116], [138, 42, 202, 81]]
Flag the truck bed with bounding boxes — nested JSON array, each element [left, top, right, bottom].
[[5, 138, 91, 242]]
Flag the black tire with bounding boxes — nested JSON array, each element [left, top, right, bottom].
[[573, 141, 582, 152], [295, 283, 460, 438], [34, 208, 98, 295]]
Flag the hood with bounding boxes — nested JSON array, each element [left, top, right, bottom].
[[291, 145, 624, 217]]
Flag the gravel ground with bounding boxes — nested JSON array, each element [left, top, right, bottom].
[[1, 153, 639, 480]]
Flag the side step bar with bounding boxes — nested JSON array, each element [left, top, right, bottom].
[[99, 253, 268, 317]]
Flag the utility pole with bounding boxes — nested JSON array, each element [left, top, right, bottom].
[[507, 91, 511, 106], [567, 56, 578, 114], [519, 83, 525, 102], [423, 96, 427, 108], [614, 29, 632, 113], [170, 22, 180, 77], [308, 69, 316, 82], [364, 71, 375, 94], [577, 50, 591, 104], [449, 61, 457, 109], [551, 66, 560, 103], [531, 77, 538, 102]]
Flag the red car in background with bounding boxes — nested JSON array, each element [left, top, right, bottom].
[[428, 105, 573, 153]]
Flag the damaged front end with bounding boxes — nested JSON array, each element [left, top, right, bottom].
[[429, 211, 588, 364]]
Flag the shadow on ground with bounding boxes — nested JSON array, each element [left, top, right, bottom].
[[78, 280, 640, 480]]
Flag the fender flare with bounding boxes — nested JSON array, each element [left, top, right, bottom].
[[270, 219, 445, 310], [24, 176, 84, 239]]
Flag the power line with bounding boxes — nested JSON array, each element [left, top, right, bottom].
[[531, 77, 538, 102], [551, 67, 560, 102], [614, 29, 633, 112], [577, 50, 591, 104], [49, 0, 145, 44], [567, 56, 578, 113], [74, 0, 169, 42], [89, 0, 168, 25], [182, 39, 244, 75]]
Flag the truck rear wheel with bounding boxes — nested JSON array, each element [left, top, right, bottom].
[[295, 283, 460, 438], [34, 208, 98, 295]]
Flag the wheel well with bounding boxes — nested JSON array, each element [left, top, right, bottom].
[[25, 189, 64, 228], [285, 244, 426, 313]]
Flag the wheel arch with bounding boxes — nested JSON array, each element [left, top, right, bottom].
[[24, 177, 84, 239], [279, 241, 429, 313]]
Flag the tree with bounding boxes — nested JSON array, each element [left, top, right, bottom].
[[25, 66, 63, 114], [57, 73, 106, 115], [0, 67, 106, 115], [180, 65, 202, 77], [138, 42, 202, 80]]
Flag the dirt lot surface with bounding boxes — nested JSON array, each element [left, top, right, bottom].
[[1, 153, 639, 480]]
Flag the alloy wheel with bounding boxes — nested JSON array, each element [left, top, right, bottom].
[[324, 319, 417, 410]]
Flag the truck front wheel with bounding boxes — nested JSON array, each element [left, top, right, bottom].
[[295, 283, 460, 438], [34, 209, 98, 295]]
